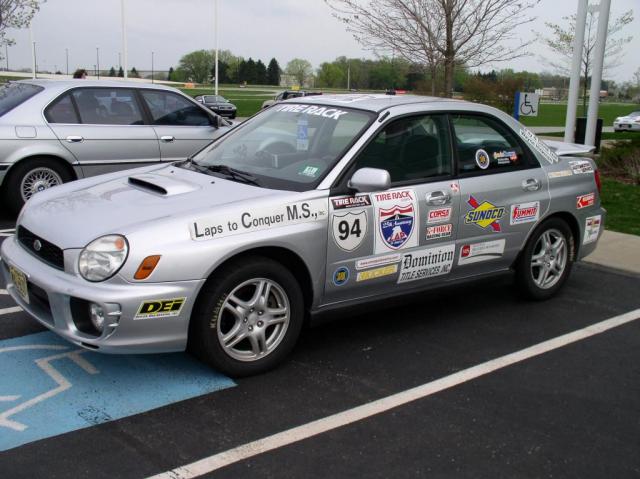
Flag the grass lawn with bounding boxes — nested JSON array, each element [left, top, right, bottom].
[[179, 88, 273, 117], [520, 103, 638, 127], [600, 178, 640, 236]]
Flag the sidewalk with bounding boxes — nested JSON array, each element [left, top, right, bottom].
[[583, 230, 640, 274]]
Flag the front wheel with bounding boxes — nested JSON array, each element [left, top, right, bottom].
[[515, 218, 575, 300], [189, 256, 304, 377]]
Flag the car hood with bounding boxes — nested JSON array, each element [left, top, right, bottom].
[[19, 164, 284, 248]]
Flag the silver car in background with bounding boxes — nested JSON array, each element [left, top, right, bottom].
[[1, 94, 605, 377], [0, 80, 231, 214]]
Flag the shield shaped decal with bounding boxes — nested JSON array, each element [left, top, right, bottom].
[[378, 204, 414, 250], [332, 211, 367, 252]]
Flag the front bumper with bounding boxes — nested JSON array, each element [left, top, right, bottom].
[[1, 235, 204, 354]]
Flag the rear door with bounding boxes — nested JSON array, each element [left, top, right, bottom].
[[140, 90, 220, 162], [450, 113, 549, 278]]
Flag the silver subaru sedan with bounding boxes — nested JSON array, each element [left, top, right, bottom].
[[1, 94, 605, 377], [0, 80, 231, 214]]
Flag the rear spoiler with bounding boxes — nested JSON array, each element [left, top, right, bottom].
[[542, 140, 595, 156]]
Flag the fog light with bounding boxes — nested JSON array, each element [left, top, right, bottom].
[[89, 303, 105, 333]]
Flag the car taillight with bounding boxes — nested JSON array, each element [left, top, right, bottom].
[[594, 168, 602, 194]]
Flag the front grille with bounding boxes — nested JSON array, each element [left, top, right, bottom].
[[17, 226, 64, 270]]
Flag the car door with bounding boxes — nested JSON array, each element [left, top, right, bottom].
[[450, 113, 550, 278], [323, 113, 460, 304], [45, 87, 161, 177], [140, 90, 220, 162]]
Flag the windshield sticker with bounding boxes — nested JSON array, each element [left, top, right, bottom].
[[458, 239, 506, 265], [475, 149, 490, 169], [274, 104, 349, 121], [355, 253, 401, 270], [332, 211, 367, 252], [372, 189, 418, 254], [519, 128, 559, 164], [356, 264, 398, 282], [583, 215, 601, 245], [331, 194, 371, 210], [298, 165, 319, 178], [465, 196, 505, 232], [493, 150, 518, 164], [397, 244, 455, 284], [296, 118, 309, 151], [190, 198, 328, 241]]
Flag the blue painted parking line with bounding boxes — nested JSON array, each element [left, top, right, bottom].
[[0, 331, 235, 451]]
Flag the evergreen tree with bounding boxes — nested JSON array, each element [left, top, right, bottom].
[[108, 66, 116, 77], [117, 66, 124, 77], [130, 67, 140, 78], [255, 60, 267, 85], [267, 58, 280, 86], [167, 67, 174, 81], [244, 58, 257, 84]]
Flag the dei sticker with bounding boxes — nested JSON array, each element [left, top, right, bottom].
[[458, 239, 506, 265], [465, 196, 505, 232], [373, 189, 418, 254], [398, 244, 455, 284], [519, 128, 559, 164], [191, 198, 328, 241], [583, 215, 602, 244], [135, 298, 186, 320]]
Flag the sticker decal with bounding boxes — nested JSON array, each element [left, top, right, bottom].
[[134, 298, 186, 320], [583, 215, 602, 244], [427, 207, 452, 224], [296, 118, 309, 151], [274, 103, 349, 121], [355, 253, 401, 270], [493, 150, 518, 163], [576, 193, 595, 209], [426, 223, 453, 240], [475, 149, 490, 169], [464, 196, 505, 232], [356, 264, 398, 282], [331, 195, 371, 210], [458, 239, 506, 265], [569, 160, 594, 174], [190, 198, 328, 241], [397, 244, 455, 284], [510, 201, 540, 225], [372, 189, 418, 253], [333, 267, 350, 286], [450, 182, 460, 193], [547, 170, 573, 179], [332, 211, 367, 252], [298, 165, 319, 177], [519, 127, 559, 164]]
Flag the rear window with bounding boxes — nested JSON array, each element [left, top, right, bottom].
[[0, 83, 43, 117]]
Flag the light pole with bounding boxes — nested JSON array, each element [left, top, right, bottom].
[[214, 0, 219, 95], [30, 24, 36, 79], [96, 47, 100, 79], [151, 51, 154, 84], [121, 0, 128, 79], [65, 48, 69, 76], [5, 45, 8, 72]]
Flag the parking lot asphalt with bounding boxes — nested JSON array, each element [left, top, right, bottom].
[[0, 211, 639, 478]]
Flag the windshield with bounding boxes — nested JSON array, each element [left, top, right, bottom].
[[204, 95, 226, 102], [0, 82, 43, 117], [628, 111, 640, 117], [190, 103, 373, 191]]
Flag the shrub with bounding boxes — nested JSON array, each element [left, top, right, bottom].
[[598, 139, 640, 184]]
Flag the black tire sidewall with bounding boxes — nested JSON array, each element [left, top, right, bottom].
[[189, 256, 304, 377], [516, 217, 575, 300]]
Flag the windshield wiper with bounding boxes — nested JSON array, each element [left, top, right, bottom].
[[205, 164, 261, 186]]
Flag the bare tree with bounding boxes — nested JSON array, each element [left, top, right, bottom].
[[539, 8, 633, 113], [326, 0, 539, 97], [0, 0, 43, 59]]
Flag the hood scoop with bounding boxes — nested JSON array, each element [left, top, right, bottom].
[[128, 173, 201, 196]]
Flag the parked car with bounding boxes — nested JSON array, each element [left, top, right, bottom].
[[613, 111, 640, 132], [1, 94, 604, 377], [194, 94, 237, 119], [261, 90, 322, 109], [0, 80, 232, 214]]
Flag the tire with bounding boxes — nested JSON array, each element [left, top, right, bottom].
[[188, 256, 305, 377], [515, 217, 575, 300], [5, 158, 72, 216]]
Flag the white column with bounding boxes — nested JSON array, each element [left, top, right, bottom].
[[214, 0, 219, 95], [585, 0, 611, 147], [564, 0, 588, 143], [121, 0, 128, 79]]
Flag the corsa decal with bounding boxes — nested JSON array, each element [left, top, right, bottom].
[[464, 196, 505, 232]]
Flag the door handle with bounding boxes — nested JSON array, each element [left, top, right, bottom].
[[522, 178, 542, 192], [160, 135, 175, 142], [425, 191, 451, 206], [65, 136, 84, 143]]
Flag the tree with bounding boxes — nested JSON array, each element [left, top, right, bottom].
[[317, 62, 345, 88], [255, 59, 267, 85], [286, 58, 312, 87], [267, 58, 280, 85], [108, 66, 116, 77], [129, 67, 140, 78], [540, 9, 634, 114], [117, 66, 124, 77], [0, 0, 42, 59], [178, 49, 213, 83], [326, 0, 538, 97], [167, 66, 174, 81]]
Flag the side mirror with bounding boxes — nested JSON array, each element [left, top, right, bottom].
[[348, 167, 391, 193]]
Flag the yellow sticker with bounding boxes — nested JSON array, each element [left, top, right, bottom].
[[356, 264, 398, 282], [134, 297, 186, 320]]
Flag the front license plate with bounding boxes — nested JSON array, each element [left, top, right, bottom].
[[9, 265, 29, 304]]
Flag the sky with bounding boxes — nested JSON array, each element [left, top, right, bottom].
[[3, 0, 640, 82]]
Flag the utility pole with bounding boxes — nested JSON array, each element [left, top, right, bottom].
[[151, 51, 154, 83], [564, 0, 588, 143], [121, 0, 128, 79], [347, 62, 351, 90], [96, 47, 100, 79], [65, 48, 69, 76], [30, 25, 36, 79], [5, 45, 8, 71], [214, 0, 219, 95]]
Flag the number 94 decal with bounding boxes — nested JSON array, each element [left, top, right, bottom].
[[332, 211, 367, 252]]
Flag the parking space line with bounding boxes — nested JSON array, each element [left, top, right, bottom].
[[149, 308, 640, 479], [0, 306, 22, 316]]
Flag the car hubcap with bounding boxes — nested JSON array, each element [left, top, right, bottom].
[[531, 228, 567, 289], [20, 168, 63, 201], [217, 278, 290, 362]]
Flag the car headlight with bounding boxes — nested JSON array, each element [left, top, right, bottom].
[[78, 235, 128, 282]]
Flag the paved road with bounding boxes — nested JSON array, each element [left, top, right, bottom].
[[1, 210, 639, 478]]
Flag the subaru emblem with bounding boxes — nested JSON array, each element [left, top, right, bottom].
[[33, 239, 42, 251]]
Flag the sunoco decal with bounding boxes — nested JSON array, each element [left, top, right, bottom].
[[134, 298, 186, 320], [373, 189, 418, 254], [331, 195, 371, 210], [397, 244, 455, 284], [426, 223, 452, 240], [510, 201, 540, 225], [519, 128, 559, 164], [190, 199, 328, 241], [464, 196, 505, 232], [583, 215, 601, 245], [458, 239, 506, 265]]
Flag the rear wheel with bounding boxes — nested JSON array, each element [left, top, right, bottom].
[[189, 256, 304, 377], [515, 218, 575, 300]]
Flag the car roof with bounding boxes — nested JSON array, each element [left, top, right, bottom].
[[13, 79, 181, 94], [285, 93, 463, 113]]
